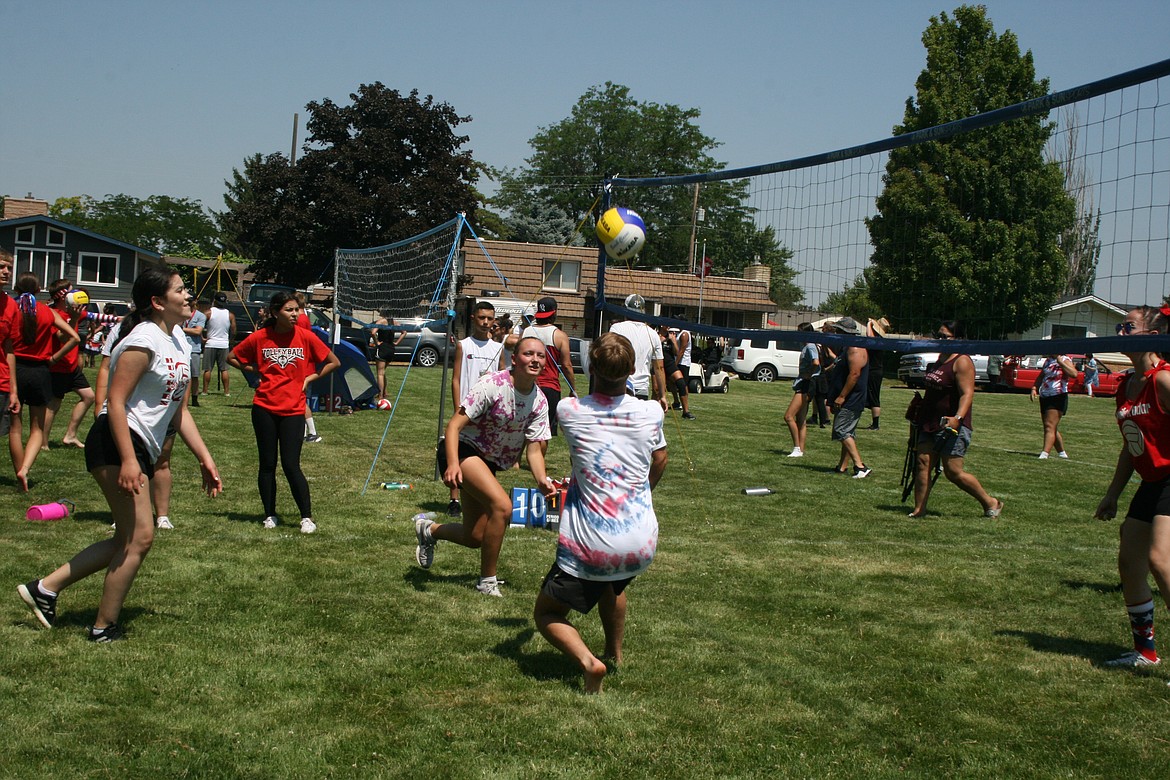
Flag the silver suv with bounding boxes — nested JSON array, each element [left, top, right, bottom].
[[897, 353, 990, 388]]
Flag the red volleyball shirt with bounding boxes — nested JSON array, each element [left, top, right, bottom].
[[0, 293, 20, 392], [14, 300, 58, 362], [232, 325, 332, 415], [1116, 362, 1170, 482]]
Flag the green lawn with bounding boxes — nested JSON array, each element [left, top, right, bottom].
[[3, 367, 1168, 778]]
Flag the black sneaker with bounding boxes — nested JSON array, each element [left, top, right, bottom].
[[88, 623, 126, 643], [447, 499, 462, 517], [671, 402, 683, 411], [17, 580, 56, 628], [682, 412, 696, 420]]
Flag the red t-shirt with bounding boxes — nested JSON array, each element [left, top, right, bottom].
[[232, 325, 332, 415], [13, 300, 57, 362], [0, 294, 20, 392], [1116, 362, 1170, 482], [49, 308, 83, 374]]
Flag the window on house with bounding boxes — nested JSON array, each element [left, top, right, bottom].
[[46, 227, 66, 247], [15, 249, 66, 289], [77, 253, 119, 286], [1050, 324, 1087, 340], [542, 259, 579, 292], [14, 226, 34, 244]]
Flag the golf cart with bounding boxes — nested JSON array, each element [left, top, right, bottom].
[[687, 343, 731, 394]]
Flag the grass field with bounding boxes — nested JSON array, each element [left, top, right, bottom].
[[3, 366, 1169, 778]]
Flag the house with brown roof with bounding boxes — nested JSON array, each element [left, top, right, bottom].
[[458, 239, 776, 338]]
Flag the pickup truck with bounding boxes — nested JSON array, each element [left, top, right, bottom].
[[897, 353, 990, 388]]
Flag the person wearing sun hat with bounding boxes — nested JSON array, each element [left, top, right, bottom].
[[863, 317, 890, 430], [826, 317, 871, 478], [522, 297, 574, 450]]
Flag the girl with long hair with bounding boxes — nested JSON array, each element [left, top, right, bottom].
[[10, 273, 79, 490], [229, 291, 339, 533], [18, 266, 221, 641]]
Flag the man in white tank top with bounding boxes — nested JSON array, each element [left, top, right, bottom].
[[202, 293, 236, 396], [447, 301, 506, 515]]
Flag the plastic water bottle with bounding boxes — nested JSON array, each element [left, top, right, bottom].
[[381, 482, 412, 490], [412, 511, 438, 523]]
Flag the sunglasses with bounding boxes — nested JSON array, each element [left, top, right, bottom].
[[1116, 322, 1150, 334], [935, 332, 953, 340]]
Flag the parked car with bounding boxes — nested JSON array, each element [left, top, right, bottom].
[[568, 337, 591, 374], [998, 354, 1125, 396], [304, 308, 373, 360], [898, 353, 990, 388], [392, 317, 455, 367], [721, 336, 802, 382], [247, 282, 297, 304]]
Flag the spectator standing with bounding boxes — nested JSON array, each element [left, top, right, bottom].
[[182, 299, 206, 407], [826, 317, 870, 478], [202, 293, 236, 397], [609, 297, 667, 410], [1083, 353, 1100, 398], [784, 322, 819, 458], [0, 250, 21, 457], [229, 292, 340, 533], [371, 309, 406, 404], [522, 296, 575, 447], [863, 317, 889, 430]]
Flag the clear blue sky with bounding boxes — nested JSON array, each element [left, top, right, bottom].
[[1, 1, 1166, 214]]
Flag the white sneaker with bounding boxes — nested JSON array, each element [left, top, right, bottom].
[[155, 516, 174, 530], [1038, 452, 1050, 460], [1104, 650, 1160, 667], [1058, 451, 1069, 459], [476, 578, 503, 597], [262, 516, 278, 529], [300, 518, 317, 534], [787, 448, 803, 458]]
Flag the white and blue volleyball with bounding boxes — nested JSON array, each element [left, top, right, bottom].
[[596, 206, 647, 261]]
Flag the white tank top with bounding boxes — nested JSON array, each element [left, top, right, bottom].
[[457, 336, 506, 400], [205, 307, 231, 349]]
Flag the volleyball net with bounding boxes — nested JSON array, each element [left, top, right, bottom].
[[601, 58, 1170, 356]]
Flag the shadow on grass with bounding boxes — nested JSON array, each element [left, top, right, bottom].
[[1062, 579, 1124, 595], [402, 567, 476, 593], [996, 629, 1140, 668], [13, 604, 153, 633], [488, 622, 580, 687]]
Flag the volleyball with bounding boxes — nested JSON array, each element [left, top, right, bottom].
[[66, 290, 89, 306], [596, 206, 646, 261], [376, 398, 393, 411]]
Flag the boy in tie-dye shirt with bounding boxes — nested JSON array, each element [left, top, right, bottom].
[[534, 332, 668, 694]]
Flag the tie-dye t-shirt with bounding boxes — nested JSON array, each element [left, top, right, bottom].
[[459, 369, 550, 469], [555, 393, 666, 581]]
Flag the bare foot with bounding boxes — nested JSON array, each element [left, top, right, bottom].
[[16, 470, 29, 492], [62, 436, 84, 449], [583, 656, 608, 694]]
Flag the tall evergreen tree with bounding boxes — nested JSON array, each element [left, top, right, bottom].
[[865, 5, 1076, 337]]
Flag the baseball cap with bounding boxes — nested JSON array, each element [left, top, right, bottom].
[[535, 296, 557, 320]]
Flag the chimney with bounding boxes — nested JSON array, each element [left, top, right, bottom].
[[2, 196, 50, 219], [743, 258, 770, 286]]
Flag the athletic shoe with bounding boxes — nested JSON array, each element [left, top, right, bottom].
[[17, 580, 56, 628], [476, 578, 503, 597], [156, 516, 174, 530], [852, 466, 872, 479], [1058, 451, 1069, 459], [447, 499, 461, 517], [262, 516, 278, 529], [414, 516, 435, 569], [300, 518, 317, 534], [787, 447, 804, 458], [87, 623, 125, 643], [1104, 651, 1160, 668], [671, 402, 683, 411], [984, 499, 1004, 519], [304, 434, 323, 444], [1038, 452, 1050, 460], [682, 412, 696, 420]]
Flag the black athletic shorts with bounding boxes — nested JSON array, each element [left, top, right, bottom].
[[538, 386, 561, 436], [436, 437, 500, 475], [1039, 393, 1069, 415], [375, 341, 395, 362], [51, 367, 91, 399], [1127, 477, 1170, 524], [84, 414, 155, 478], [540, 564, 634, 614], [15, 359, 53, 407]]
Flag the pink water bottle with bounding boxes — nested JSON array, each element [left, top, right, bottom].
[[26, 500, 74, 522]]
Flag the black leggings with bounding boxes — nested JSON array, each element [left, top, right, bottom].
[[251, 405, 311, 518]]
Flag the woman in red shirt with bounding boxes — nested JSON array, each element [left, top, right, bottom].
[[11, 273, 79, 491], [1096, 305, 1170, 668], [229, 292, 339, 534]]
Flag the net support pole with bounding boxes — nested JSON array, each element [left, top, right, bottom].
[[434, 213, 466, 479]]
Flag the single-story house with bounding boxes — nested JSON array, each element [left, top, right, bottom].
[[458, 239, 776, 339]]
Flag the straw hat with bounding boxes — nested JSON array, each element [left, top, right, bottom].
[[867, 317, 890, 338]]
